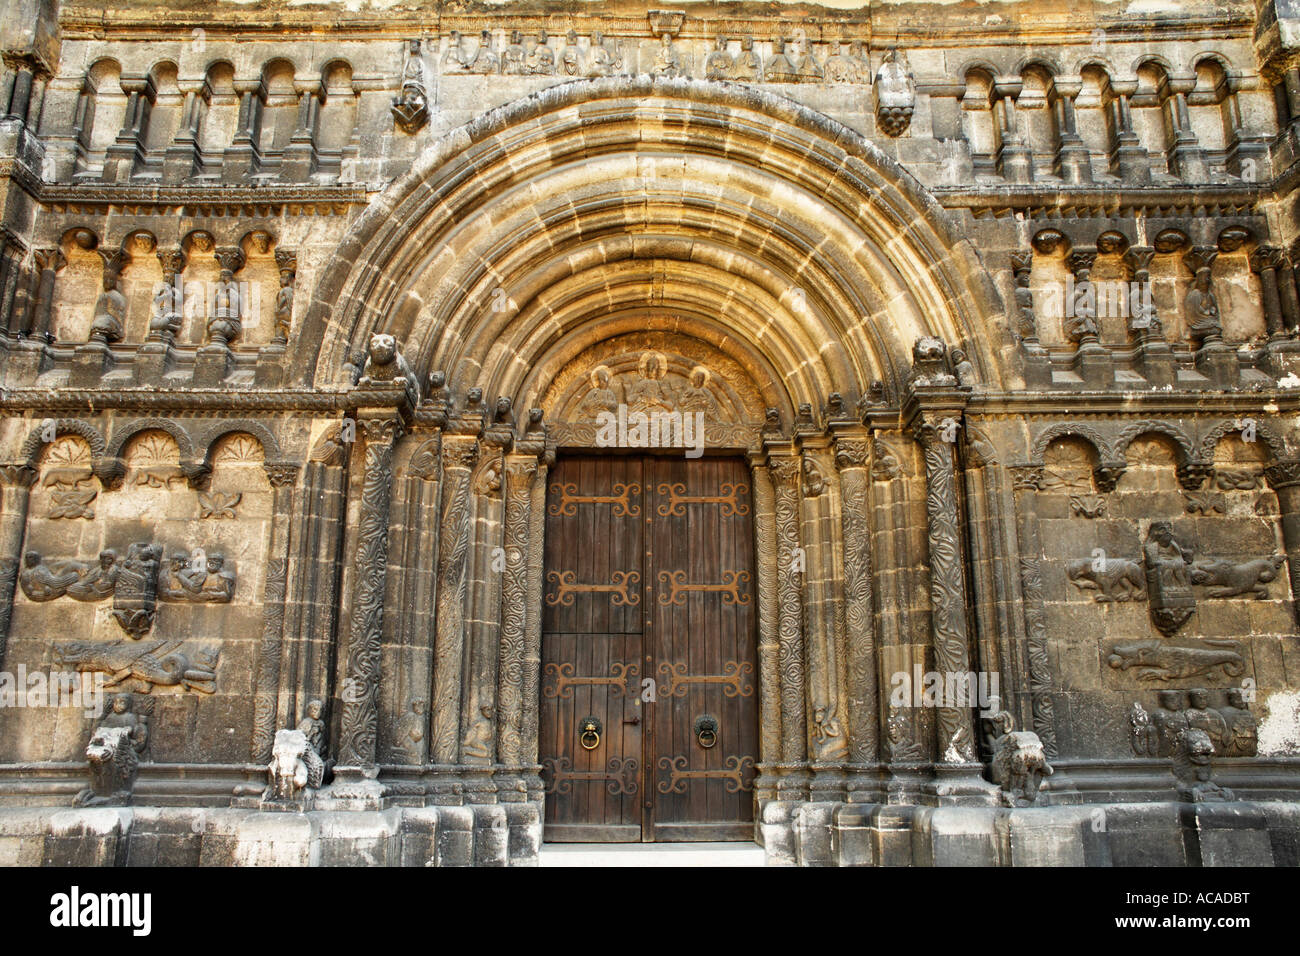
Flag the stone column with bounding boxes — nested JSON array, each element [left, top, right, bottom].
[[1124, 245, 1175, 386], [519, 453, 549, 771], [250, 462, 300, 762], [1008, 464, 1057, 757], [222, 80, 262, 182], [102, 76, 148, 182], [336, 415, 402, 772], [28, 247, 61, 339], [768, 450, 808, 793], [833, 434, 878, 765], [281, 81, 321, 181], [1168, 82, 1208, 181], [497, 455, 538, 767], [162, 83, 203, 184], [1276, 253, 1300, 338], [993, 78, 1031, 182], [910, 409, 977, 764], [1110, 81, 1149, 184], [0, 463, 35, 669], [1265, 460, 1300, 628], [748, 456, 783, 798], [1053, 77, 1092, 184], [430, 434, 478, 765]]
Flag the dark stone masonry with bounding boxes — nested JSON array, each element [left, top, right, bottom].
[[0, 0, 1298, 865]]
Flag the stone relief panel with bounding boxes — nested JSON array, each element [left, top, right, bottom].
[[0, 424, 280, 766], [539, 332, 768, 452], [1032, 427, 1293, 759]]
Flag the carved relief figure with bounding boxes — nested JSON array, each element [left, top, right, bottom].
[[297, 699, 327, 758], [1184, 267, 1223, 346], [874, 48, 916, 137], [587, 31, 621, 77], [469, 30, 499, 75], [1066, 555, 1145, 602], [53, 639, 219, 694], [392, 39, 429, 133], [677, 365, 720, 417], [705, 35, 733, 81], [207, 268, 242, 347], [792, 37, 823, 82], [88, 268, 127, 344], [561, 31, 582, 75], [1143, 522, 1196, 636], [626, 351, 674, 414], [110, 542, 161, 637], [578, 365, 620, 418], [503, 31, 527, 75], [528, 31, 556, 74], [731, 37, 760, 81], [653, 33, 681, 78], [443, 30, 471, 72], [763, 38, 798, 83], [265, 728, 325, 802], [75, 725, 141, 807], [394, 699, 428, 758], [1108, 639, 1245, 683], [1189, 555, 1286, 599], [987, 710, 1053, 807], [1219, 688, 1258, 757]]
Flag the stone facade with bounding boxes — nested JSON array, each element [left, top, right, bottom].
[[1, 0, 1300, 866]]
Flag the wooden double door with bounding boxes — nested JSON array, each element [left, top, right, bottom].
[[540, 455, 759, 842]]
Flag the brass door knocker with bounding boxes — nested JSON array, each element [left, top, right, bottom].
[[694, 714, 719, 749], [579, 716, 602, 750]]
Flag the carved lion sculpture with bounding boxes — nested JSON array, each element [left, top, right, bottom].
[[359, 333, 420, 406], [265, 728, 325, 802], [1189, 555, 1285, 599], [74, 725, 139, 807], [990, 730, 1054, 807], [1066, 557, 1145, 602]]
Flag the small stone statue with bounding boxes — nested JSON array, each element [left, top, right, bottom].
[[950, 347, 976, 388], [297, 699, 327, 758], [1184, 267, 1223, 347], [731, 37, 760, 81], [74, 695, 151, 807], [469, 30, 499, 74], [273, 250, 295, 344], [1173, 727, 1235, 803], [586, 31, 621, 77], [207, 268, 242, 347], [359, 332, 420, 406], [265, 728, 325, 803], [149, 277, 181, 343], [392, 39, 429, 134], [986, 709, 1053, 807], [88, 268, 127, 345], [443, 30, 471, 73], [874, 48, 916, 137], [1143, 522, 1195, 636], [763, 38, 799, 83]]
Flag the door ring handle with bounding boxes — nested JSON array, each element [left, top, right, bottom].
[[579, 716, 602, 750], [694, 714, 719, 749]]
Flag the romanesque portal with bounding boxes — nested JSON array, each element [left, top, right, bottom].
[[1, 0, 1299, 867]]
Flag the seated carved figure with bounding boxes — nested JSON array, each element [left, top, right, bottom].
[[359, 333, 420, 406], [18, 552, 83, 601], [88, 273, 126, 344], [1184, 269, 1222, 346]]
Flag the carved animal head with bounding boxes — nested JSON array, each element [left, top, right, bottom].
[[1000, 731, 1050, 775], [367, 333, 397, 367], [52, 641, 93, 669], [269, 729, 312, 797]]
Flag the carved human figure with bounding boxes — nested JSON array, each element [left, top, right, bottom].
[[67, 550, 121, 601], [274, 267, 294, 342], [763, 38, 798, 82], [443, 30, 471, 72], [950, 347, 976, 387], [823, 42, 856, 84], [208, 268, 242, 347], [792, 37, 823, 82], [394, 699, 428, 757], [1184, 268, 1223, 345], [199, 553, 236, 602], [1219, 688, 1257, 757], [469, 30, 499, 74], [1185, 688, 1228, 750], [89, 270, 127, 344], [150, 277, 181, 341], [528, 32, 555, 74], [561, 30, 582, 75], [677, 365, 720, 417], [1151, 690, 1191, 758], [587, 31, 618, 77], [1144, 522, 1192, 590], [704, 35, 733, 81], [731, 37, 761, 81], [100, 694, 149, 757], [297, 699, 327, 757], [19, 552, 83, 601], [653, 32, 681, 78], [626, 351, 675, 413], [503, 31, 526, 75]]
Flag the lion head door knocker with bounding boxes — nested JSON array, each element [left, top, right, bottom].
[[579, 716, 603, 750], [694, 714, 719, 749]]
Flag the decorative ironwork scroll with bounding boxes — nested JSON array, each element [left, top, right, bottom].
[[656, 569, 750, 605], [545, 569, 640, 606], [657, 660, 754, 698], [548, 481, 640, 517], [541, 756, 639, 795], [543, 661, 638, 699], [657, 755, 755, 793], [656, 481, 750, 517]]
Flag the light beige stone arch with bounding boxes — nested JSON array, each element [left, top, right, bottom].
[[300, 77, 1010, 411]]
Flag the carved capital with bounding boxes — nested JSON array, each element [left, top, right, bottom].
[[442, 435, 479, 471], [1123, 245, 1155, 279], [768, 455, 802, 487], [156, 248, 186, 279], [32, 247, 65, 274], [1251, 245, 1285, 274], [1093, 460, 1127, 493], [357, 416, 403, 447], [263, 462, 300, 487], [407, 435, 441, 480], [1067, 248, 1098, 276], [1183, 245, 1218, 276], [1176, 461, 1213, 490], [214, 246, 246, 274], [274, 247, 297, 273], [1265, 459, 1300, 490], [833, 437, 871, 470], [1009, 464, 1045, 492], [0, 463, 37, 489]]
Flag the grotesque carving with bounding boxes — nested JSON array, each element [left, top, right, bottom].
[[1066, 556, 1145, 602], [909, 336, 956, 387], [987, 710, 1053, 807], [53, 640, 219, 694], [74, 694, 152, 807], [359, 333, 420, 407], [1108, 639, 1245, 683], [1189, 555, 1286, 599], [265, 728, 325, 803], [874, 48, 916, 137], [392, 39, 429, 133], [1143, 522, 1195, 636]]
